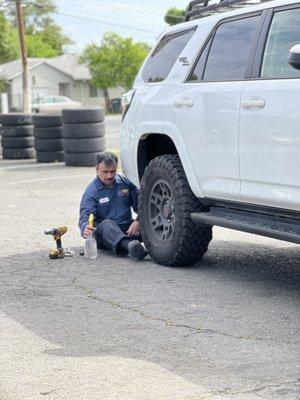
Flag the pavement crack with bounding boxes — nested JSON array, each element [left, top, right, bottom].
[[245, 379, 299, 395], [213, 379, 300, 397], [189, 379, 300, 399], [72, 280, 296, 344], [40, 389, 57, 395]]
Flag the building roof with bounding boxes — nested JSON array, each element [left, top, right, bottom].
[[46, 54, 90, 81], [0, 54, 91, 81], [0, 58, 41, 81]]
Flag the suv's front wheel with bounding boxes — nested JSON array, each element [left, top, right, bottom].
[[139, 155, 212, 266]]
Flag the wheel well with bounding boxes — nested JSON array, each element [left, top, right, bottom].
[[137, 134, 178, 180]]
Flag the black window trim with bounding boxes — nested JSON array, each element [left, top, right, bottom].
[[186, 10, 267, 84], [142, 26, 197, 84], [186, 33, 213, 82], [251, 3, 300, 81], [160, 25, 198, 42]]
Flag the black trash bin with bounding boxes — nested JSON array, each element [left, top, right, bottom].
[[110, 98, 121, 114]]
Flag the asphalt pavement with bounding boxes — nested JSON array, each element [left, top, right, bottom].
[[0, 114, 299, 400]]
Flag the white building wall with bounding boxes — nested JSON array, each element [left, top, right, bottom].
[[73, 82, 124, 108], [8, 62, 124, 111], [109, 87, 124, 99], [80, 82, 105, 107], [10, 64, 73, 110], [10, 75, 24, 111], [79, 84, 124, 108]]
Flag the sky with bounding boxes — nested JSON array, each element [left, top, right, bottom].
[[53, 0, 189, 53]]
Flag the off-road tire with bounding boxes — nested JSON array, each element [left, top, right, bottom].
[[1, 136, 34, 149], [34, 139, 63, 152], [139, 155, 212, 266], [63, 137, 105, 153], [64, 152, 99, 167], [32, 114, 62, 128], [33, 127, 63, 140], [36, 151, 64, 163], [2, 147, 35, 159], [62, 122, 105, 139], [1, 125, 34, 138], [62, 108, 105, 124], [0, 113, 32, 126]]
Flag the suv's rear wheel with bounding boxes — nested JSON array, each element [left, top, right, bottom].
[[139, 155, 212, 266]]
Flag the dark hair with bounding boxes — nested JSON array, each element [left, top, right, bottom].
[[96, 151, 118, 166]]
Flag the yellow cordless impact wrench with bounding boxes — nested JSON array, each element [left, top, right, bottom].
[[44, 226, 69, 259]]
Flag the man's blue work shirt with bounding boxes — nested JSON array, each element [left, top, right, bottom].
[[78, 174, 139, 236]]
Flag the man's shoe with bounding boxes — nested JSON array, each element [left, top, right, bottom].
[[128, 240, 148, 260]]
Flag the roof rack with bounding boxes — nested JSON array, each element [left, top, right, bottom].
[[185, 0, 272, 21]]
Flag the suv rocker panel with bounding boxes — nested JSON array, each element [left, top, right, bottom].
[[192, 206, 300, 244]]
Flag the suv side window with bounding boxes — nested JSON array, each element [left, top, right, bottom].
[[192, 15, 260, 82], [189, 37, 212, 81], [261, 8, 300, 79], [142, 28, 196, 83]]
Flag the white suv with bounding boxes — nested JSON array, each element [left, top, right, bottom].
[[120, 0, 300, 266]]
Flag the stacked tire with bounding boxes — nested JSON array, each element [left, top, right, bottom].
[[0, 114, 35, 159], [62, 107, 105, 167], [32, 115, 64, 163]]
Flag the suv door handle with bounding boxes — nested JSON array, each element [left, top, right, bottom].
[[173, 98, 194, 108], [241, 97, 265, 110]]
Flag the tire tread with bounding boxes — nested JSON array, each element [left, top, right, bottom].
[[139, 154, 212, 266]]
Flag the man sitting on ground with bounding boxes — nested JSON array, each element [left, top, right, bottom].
[[79, 151, 148, 260]]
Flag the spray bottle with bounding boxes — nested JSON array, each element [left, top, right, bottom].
[[84, 213, 98, 259]]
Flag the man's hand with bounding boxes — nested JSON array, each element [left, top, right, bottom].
[[126, 220, 140, 237], [83, 225, 95, 239]]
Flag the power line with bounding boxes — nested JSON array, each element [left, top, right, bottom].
[[54, 0, 186, 23], [59, 0, 186, 17], [55, 10, 163, 34], [3, 0, 187, 23], [58, 7, 166, 29], [26, 0, 186, 28]]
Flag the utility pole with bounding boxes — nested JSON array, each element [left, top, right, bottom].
[[16, 0, 31, 113]]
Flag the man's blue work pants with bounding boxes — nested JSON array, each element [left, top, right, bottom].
[[94, 219, 141, 256]]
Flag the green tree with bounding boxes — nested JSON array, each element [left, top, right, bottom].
[[25, 24, 71, 57], [81, 33, 150, 112], [23, 0, 55, 29], [164, 7, 185, 25], [1, 0, 56, 29], [26, 34, 58, 58], [0, 0, 71, 57], [0, 11, 19, 63], [37, 24, 71, 54], [0, 79, 6, 93]]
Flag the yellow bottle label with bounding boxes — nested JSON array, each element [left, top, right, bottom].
[[88, 213, 94, 229]]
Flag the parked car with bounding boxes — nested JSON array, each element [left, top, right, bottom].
[[32, 96, 81, 113], [120, 0, 300, 266]]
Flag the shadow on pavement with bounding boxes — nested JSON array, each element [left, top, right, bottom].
[[0, 240, 299, 393]]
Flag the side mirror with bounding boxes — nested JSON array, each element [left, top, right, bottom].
[[288, 44, 300, 70]]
